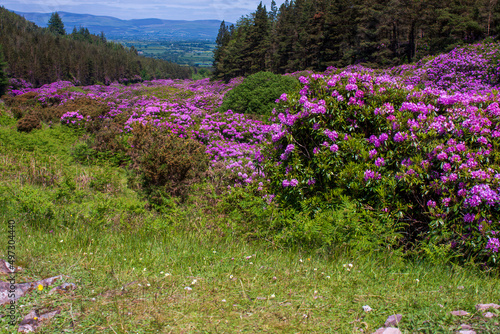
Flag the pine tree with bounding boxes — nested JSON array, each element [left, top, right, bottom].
[[270, 0, 278, 22], [213, 20, 231, 70], [48, 12, 65, 35], [0, 45, 8, 96], [249, 2, 271, 73]]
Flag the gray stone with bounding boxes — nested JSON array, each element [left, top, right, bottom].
[[384, 314, 402, 327], [18, 309, 60, 333], [372, 328, 402, 334], [483, 312, 498, 318], [451, 310, 470, 316], [476, 303, 500, 311]]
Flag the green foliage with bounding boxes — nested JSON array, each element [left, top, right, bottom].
[[219, 71, 299, 115], [128, 124, 209, 206], [47, 12, 65, 36]]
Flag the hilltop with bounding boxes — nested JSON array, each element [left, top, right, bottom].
[[12, 10, 225, 41]]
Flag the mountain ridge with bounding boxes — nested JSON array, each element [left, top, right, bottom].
[[11, 10, 227, 41]]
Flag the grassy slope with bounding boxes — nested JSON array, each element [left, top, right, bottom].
[[0, 108, 499, 333]]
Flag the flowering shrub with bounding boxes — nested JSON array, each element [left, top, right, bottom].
[[60, 111, 86, 127], [9, 42, 500, 266], [262, 70, 500, 265]]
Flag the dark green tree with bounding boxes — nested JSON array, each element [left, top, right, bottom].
[[248, 2, 271, 73], [47, 12, 65, 35], [0, 45, 8, 96], [213, 20, 231, 70]]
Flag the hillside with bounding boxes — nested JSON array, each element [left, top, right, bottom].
[[1, 40, 500, 332], [0, 7, 191, 87], [12, 10, 225, 41], [213, 0, 500, 81]]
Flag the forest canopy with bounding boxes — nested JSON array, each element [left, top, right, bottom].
[[213, 0, 500, 81], [0, 7, 191, 87]]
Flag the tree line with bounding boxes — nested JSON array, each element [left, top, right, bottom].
[[0, 7, 191, 88], [213, 0, 500, 81]]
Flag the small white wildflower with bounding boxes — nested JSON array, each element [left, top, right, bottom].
[[60, 240, 63, 243], [184, 286, 192, 291], [246, 256, 252, 259], [222, 299, 226, 302], [249, 262, 253, 265], [191, 279, 197, 285], [213, 250, 217, 254], [143, 268, 147, 272], [160, 271, 164, 274], [362, 305, 372, 312], [146, 283, 151, 287], [229, 275, 233, 279], [165, 273, 171, 277], [326, 276, 331, 279], [348, 263, 353, 268], [299, 259, 303, 263], [138, 284, 142, 287], [270, 294, 275, 299]]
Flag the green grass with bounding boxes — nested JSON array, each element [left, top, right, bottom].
[[1, 217, 499, 333], [0, 122, 499, 333]]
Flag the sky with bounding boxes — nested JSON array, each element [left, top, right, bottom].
[[1, 0, 286, 22]]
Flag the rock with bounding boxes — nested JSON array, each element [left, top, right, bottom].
[[0, 275, 66, 305], [451, 310, 469, 316], [0, 259, 21, 275], [483, 312, 498, 318], [460, 324, 472, 330], [362, 305, 372, 312], [384, 314, 402, 327], [17, 309, 60, 333], [458, 331, 476, 334], [48, 283, 77, 295], [372, 327, 402, 334], [476, 303, 500, 311]]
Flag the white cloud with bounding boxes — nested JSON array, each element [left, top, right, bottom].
[[2, 0, 285, 21]]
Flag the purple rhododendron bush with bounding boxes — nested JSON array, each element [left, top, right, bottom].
[[264, 43, 500, 266], [5, 42, 500, 267]]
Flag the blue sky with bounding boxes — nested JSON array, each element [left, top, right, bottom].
[[1, 0, 286, 22]]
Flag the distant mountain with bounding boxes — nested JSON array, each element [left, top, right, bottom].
[[12, 10, 226, 41]]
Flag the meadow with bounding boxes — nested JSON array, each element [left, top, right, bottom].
[[1, 42, 500, 333]]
